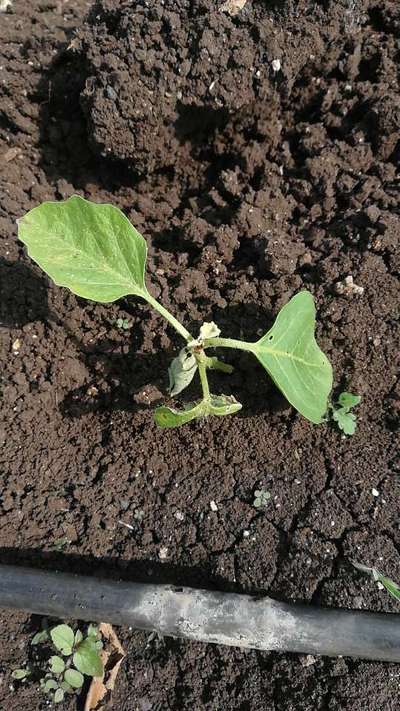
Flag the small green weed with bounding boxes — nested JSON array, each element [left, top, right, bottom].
[[353, 562, 400, 603], [113, 317, 131, 331], [12, 622, 103, 704], [253, 487, 271, 509], [330, 391, 361, 435]]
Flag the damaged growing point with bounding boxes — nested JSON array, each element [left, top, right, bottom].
[[18, 196, 333, 429]]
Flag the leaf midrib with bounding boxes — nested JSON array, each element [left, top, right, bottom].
[[255, 344, 326, 369]]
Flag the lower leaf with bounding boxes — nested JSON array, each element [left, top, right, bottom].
[[155, 394, 242, 428]]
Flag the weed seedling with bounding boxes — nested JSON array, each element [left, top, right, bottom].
[[353, 562, 400, 603], [114, 317, 131, 331], [18, 196, 333, 428], [12, 622, 103, 704], [330, 391, 361, 435], [253, 487, 271, 508]]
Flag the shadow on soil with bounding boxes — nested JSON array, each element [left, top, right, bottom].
[[0, 259, 50, 327], [0, 547, 217, 591]]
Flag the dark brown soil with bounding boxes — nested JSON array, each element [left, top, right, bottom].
[[0, 0, 399, 709]]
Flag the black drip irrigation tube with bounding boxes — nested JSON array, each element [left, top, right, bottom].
[[0, 565, 399, 662]]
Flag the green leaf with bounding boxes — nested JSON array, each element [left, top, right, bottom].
[[64, 668, 84, 689], [43, 678, 58, 692], [18, 196, 149, 303], [54, 687, 64, 703], [50, 624, 74, 655], [73, 639, 103, 677], [49, 656, 65, 674], [12, 668, 30, 680], [61, 681, 73, 693], [154, 401, 204, 428], [154, 394, 242, 428], [168, 347, 198, 396], [87, 624, 98, 638], [207, 394, 242, 416], [333, 408, 356, 435], [338, 391, 361, 409], [31, 629, 49, 645], [331, 390, 361, 435], [353, 562, 400, 602], [251, 291, 332, 424]]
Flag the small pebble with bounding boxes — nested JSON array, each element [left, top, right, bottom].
[[372, 488, 379, 497], [159, 546, 168, 560], [272, 58, 281, 72], [210, 500, 218, 512], [106, 85, 117, 100], [301, 654, 316, 667]]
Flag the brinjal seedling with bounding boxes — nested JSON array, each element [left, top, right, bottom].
[[330, 391, 361, 435], [12, 622, 103, 704], [353, 562, 400, 603], [18, 196, 333, 428]]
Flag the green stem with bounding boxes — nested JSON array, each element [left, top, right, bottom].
[[144, 292, 193, 342], [198, 361, 210, 400], [203, 337, 255, 352]]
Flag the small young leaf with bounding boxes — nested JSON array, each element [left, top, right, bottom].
[[87, 624, 98, 638], [12, 668, 30, 680], [54, 687, 65, 703], [50, 624, 74, 655], [64, 668, 84, 689], [253, 488, 270, 508], [338, 391, 361, 409], [49, 656, 65, 674], [332, 408, 357, 435], [43, 678, 58, 692], [353, 562, 400, 602], [31, 629, 49, 645], [61, 681, 73, 693], [332, 391, 361, 435], [199, 321, 221, 340], [252, 291, 332, 424], [18, 196, 149, 303], [168, 347, 198, 396], [74, 629, 83, 646], [73, 639, 104, 677]]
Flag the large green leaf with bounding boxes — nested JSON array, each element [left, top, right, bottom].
[[154, 394, 242, 428], [73, 638, 103, 677], [18, 195, 148, 302], [252, 291, 332, 423]]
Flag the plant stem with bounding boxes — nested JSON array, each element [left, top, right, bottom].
[[198, 361, 210, 400], [145, 293, 193, 342], [203, 337, 255, 352]]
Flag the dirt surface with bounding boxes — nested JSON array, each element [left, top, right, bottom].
[[0, 0, 399, 709]]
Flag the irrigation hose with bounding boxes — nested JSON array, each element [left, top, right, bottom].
[[0, 565, 399, 662]]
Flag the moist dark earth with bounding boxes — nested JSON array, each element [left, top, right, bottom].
[[0, 0, 399, 709]]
